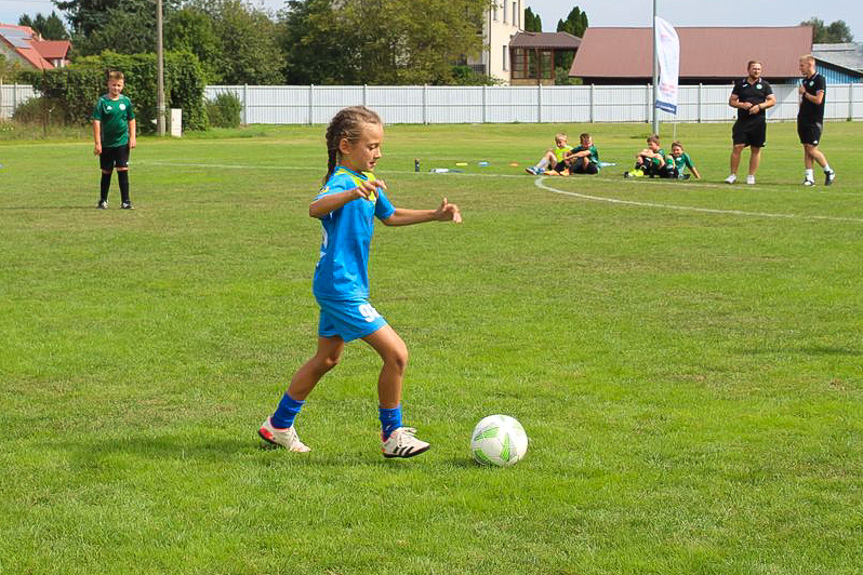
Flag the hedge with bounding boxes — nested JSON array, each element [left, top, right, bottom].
[[21, 51, 208, 131]]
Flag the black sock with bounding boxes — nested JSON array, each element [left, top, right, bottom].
[[118, 171, 130, 203], [100, 172, 112, 202]]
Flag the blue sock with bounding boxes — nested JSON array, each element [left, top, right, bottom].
[[379, 405, 402, 440], [271, 393, 305, 429]]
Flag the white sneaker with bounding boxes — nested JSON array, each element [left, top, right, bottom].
[[746, 175, 756, 185], [803, 178, 815, 187], [724, 175, 737, 184], [258, 417, 311, 452], [825, 170, 835, 186], [382, 427, 430, 458]]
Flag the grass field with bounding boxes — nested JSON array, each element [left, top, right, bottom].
[[1, 121, 861, 575]]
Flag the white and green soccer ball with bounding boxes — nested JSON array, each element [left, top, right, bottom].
[[471, 414, 528, 467]]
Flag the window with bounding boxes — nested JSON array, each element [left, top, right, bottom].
[[503, 1, 507, 23], [513, 2, 518, 28], [493, 3, 498, 21], [503, 46, 508, 71]]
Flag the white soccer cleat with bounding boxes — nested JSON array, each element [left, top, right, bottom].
[[258, 417, 311, 452], [382, 427, 430, 458], [825, 170, 836, 186], [724, 175, 737, 184], [803, 178, 815, 187], [746, 175, 756, 185]]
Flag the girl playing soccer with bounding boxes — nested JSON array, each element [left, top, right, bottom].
[[259, 106, 462, 458]]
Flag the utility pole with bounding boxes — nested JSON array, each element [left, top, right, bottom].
[[156, 0, 166, 136], [651, 0, 659, 135]]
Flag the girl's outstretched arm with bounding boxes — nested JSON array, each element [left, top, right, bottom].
[[309, 179, 382, 218], [383, 198, 462, 226]]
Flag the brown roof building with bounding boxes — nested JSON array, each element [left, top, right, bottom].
[[570, 26, 813, 85], [0, 24, 71, 70], [510, 31, 581, 86]]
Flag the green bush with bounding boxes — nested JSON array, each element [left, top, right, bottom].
[[205, 92, 242, 128], [20, 51, 209, 132]]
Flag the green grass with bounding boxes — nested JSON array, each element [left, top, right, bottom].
[[1, 122, 861, 575]]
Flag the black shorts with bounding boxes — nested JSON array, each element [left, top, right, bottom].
[[570, 161, 598, 175], [732, 119, 767, 148], [552, 161, 568, 173], [99, 144, 130, 171], [797, 121, 823, 146]]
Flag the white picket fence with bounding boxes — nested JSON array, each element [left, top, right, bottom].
[[4, 82, 861, 123], [206, 83, 863, 125]]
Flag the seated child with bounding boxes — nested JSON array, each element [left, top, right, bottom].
[[624, 134, 665, 178], [661, 141, 701, 180], [566, 133, 601, 175], [525, 133, 572, 175]]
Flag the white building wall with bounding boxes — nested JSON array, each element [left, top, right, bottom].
[[470, 0, 524, 84]]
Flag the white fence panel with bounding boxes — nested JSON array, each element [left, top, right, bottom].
[[206, 83, 863, 126], [0, 84, 37, 119]]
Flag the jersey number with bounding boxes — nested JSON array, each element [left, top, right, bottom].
[[358, 304, 381, 323]]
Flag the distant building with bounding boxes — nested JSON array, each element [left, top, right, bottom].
[[509, 31, 581, 86], [812, 43, 863, 83], [0, 24, 71, 70], [468, 0, 525, 84], [571, 26, 813, 85]]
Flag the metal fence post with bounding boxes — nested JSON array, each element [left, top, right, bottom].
[[422, 84, 428, 124], [482, 85, 487, 123], [698, 83, 703, 123], [363, 84, 367, 107], [308, 84, 314, 125], [589, 84, 595, 123], [849, 83, 854, 121], [537, 84, 542, 123], [646, 83, 651, 123], [243, 84, 248, 125]]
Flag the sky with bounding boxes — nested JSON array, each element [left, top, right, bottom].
[[1, 0, 860, 41]]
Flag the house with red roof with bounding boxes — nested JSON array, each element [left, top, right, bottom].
[[0, 23, 71, 70], [570, 26, 814, 85]]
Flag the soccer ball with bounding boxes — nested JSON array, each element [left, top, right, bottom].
[[471, 414, 528, 467]]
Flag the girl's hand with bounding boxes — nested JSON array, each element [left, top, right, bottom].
[[435, 197, 462, 223], [353, 178, 386, 200]]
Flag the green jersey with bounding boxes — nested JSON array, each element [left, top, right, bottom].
[[667, 152, 695, 172], [572, 145, 600, 168], [553, 145, 573, 163], [92, 94, 135, 148], [651, 148, 666, 166]]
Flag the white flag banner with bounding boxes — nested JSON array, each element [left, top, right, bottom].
[[654, 16, 680, 114]]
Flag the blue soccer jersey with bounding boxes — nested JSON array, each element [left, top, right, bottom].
[[312, 166, 395, 300]]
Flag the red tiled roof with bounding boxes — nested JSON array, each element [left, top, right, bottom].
[[571, 26, 813, 80], [33, 40, 71, 60], [0, 23, 56, 70]]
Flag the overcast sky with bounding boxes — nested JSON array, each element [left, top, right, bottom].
[[1, 0, 860, 41]]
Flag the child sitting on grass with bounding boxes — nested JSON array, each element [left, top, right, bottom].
[[567, 133, 601, 175], [624, 134, 665, 178], [662, 141, 701, 180], [525, 133, 572, 175]]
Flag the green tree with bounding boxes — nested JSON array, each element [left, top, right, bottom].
[[557, 5, 588, 38], [165, 8, 221, 82], [196, 0, 283, 85], [17, 12, 69, 39], [278, 0, 488, 85], [801, 17, 854, 43], [524, 7, 542, 32]]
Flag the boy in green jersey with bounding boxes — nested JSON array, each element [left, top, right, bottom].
[[625, 134, 665, 178], [92, 71, 137, 209], [662, 141, 701, 180], [567, 133, 601, 175]]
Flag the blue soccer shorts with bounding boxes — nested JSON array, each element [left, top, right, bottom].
[[316, 295, 388, 342]]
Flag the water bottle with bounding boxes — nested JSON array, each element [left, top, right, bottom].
[[414, 159, 420, 172]]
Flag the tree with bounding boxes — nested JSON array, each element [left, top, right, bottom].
[[524, 7, 542, 33], [801, 17, 853, 43], [278, 0, 489, 85], [18, 12, 69, 39], [557, 5, 588, 38], [165, 8, 221, 82]]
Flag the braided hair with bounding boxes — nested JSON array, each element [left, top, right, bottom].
[[323, 106, 382, 185]]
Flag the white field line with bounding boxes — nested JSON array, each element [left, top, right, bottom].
[[534, 177, 863, 223], [138, 160, 858, 220]]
